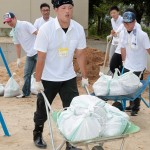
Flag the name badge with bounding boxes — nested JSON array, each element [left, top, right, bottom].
[[58, 48, 68, 57]]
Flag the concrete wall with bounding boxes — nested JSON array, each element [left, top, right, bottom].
[[0, 0, 89, 35], [0, 38, 25, 66]]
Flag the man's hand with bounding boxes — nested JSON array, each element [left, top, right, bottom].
[[34, 81, 44, 92], [17, 58, 21, 68], [81, 77, 89, 88]]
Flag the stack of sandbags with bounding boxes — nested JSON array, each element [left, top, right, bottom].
[[57, 95, 130, 142]]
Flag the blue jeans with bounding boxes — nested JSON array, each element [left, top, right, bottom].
[[22, 54, 37, 96]]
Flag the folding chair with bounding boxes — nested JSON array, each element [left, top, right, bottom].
[[93, 75, 150, 111], [0, 111, 10, 136]]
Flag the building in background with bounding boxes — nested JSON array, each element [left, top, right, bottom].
[[0, 0, 89, 36]]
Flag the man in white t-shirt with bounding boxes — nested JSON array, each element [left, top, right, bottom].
[[108, 6, 123, 62], [33, 0, 88, 149], [110, 9, 142, 74], [121, 11, 150, 116], [34, 3, 53, 30], [3, 12, 37, 98]]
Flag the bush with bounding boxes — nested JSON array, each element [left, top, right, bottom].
[[88, 20, 111, 39], [142, 26, 150, 37]]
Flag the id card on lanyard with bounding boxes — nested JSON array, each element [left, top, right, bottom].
[[58, 47, 68, 57]]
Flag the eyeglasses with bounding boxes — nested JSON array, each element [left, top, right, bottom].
[[41, 9, 50, 12]]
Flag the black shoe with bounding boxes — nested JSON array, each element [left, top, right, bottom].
[[125, 106, 132, 112], [92, 145, 104, 150], [66, 142, 82, 150], [112, 102, 123, 111], [131, 110, 138, 116], [33, 131, 47, 149]]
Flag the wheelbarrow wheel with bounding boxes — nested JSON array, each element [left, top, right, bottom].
[[91, 146, 104, 150]]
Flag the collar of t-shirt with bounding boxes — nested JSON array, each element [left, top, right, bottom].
[[55, 17, 74, 32], [62, 28, 68, 33]]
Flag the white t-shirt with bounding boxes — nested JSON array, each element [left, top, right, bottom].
[[111, 15, 123, 45], [13, 20, 37, 56], [115, 22, 142, 54], [34, 17, 86, 81], [120, 27, 150, 71], [34, 16, 53, 30]]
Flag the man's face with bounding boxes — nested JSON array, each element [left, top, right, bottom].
[[55, 4, 73, 24], [41, 6, 50, 18], [6, 18, 16, 28], [123, 20, 136, 31], [110, 10, 119, 20]]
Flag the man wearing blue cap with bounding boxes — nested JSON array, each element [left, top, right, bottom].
[[33, 0, 88, 149], [121, 10, 150, 116]]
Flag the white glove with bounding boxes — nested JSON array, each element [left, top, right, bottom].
[[81, 77, 89, 88], [34, 81, 44, 93], [17, 58, 21, 68], [122, 61, 125, 67], [107, 35, 112, 41]]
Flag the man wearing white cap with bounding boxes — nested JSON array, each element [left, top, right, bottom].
[[3, 12, 37, 98], [33, 0, 88, 149]]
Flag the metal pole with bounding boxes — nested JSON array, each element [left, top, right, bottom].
[[0, 47, 12, 77]]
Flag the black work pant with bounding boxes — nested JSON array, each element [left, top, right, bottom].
[[123, 68, 144, 111], [110, 53, 123, 74], [34, 77, 79, 125]]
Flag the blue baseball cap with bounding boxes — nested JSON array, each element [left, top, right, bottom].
[[52, 0, 74, 8], [123, 11, 136, 23]]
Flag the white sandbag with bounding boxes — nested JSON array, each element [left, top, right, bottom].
[[4, 76, 20, 97], [70, 95, 106, 115], [119, 71, 142, 94], [93, 74, 112, 96], [57, 109, 102, 142], [109, 78, 128, 96], [102, 116, 129, 137], [104, 103, 129, 120], [30, 73, 38, 95], [93, 70, 142, 96], [0, 84, 4, 96], [57, 95, 107, 142], [57, 95, 130, 141]]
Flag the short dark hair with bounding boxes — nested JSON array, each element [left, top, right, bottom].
[[109, 6, 120, 12], [40, 3, 50, 9]]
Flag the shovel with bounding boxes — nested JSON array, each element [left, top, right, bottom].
[[99, 36, 112, 75]]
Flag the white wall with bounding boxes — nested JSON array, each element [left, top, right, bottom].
[[0, 0, 89, 30]]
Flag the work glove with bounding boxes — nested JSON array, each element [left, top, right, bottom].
[[106, 35, 112, 42], [122, 61, 125, 67], [34, 81, 44, 93], [81, 77, 89, 88], [17, 58, 21, 68]]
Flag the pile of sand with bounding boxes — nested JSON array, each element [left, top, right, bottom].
[[0, 48, 105, 85]]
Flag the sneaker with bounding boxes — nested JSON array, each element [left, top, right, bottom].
[[131, 110, 138, 116], [16, 94, 30, 98]]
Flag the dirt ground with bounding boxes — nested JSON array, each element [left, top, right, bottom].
[[0, 47, 150, 150]]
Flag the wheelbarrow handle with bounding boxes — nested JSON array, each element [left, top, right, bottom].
[[40, 90, 54, 113]]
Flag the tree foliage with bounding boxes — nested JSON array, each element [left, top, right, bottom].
[[89, 0, 150, 37]]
